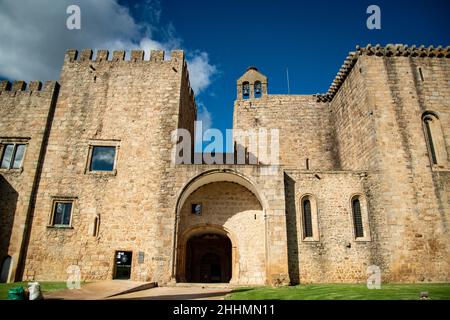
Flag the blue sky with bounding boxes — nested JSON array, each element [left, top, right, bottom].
[[1, 0, 449, 144], [129, 0, 450, 135]]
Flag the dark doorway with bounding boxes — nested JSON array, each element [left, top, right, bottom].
[[0, 256, 12, 283], [0, 176, 18, 280], [185, 233, 232, 283], [113, 251, 132, 280]]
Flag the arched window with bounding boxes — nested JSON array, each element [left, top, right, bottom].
[[422, 112, 447, 167], [254, 81, 262, 98], [300, 195, 319, 241], [303, 199, 313, 238], [242, 82, 250, 99], [352, 198, 364, 238]]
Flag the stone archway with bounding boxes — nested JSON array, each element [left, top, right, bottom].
[[173, 170, 267, 285], [170, 169, 290, 287], [176, 224, 238, 284]]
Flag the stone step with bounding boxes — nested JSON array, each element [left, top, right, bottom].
[[169, 282, 241, 289]]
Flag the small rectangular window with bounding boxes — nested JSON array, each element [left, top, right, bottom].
[[191, 203, 202, 215], [90, 146, 116, 172], [53, 201, 73, 226], [1, 143, 26, 169]]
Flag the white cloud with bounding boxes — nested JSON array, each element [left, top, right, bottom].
[[187, 52, 217, 94], [93, 147, 115, 164], [194, 102, 214, 152], [197, 102, 213, 131], [0, 0, 217, 95]]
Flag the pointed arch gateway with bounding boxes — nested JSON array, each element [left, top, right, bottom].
[[172, 169, 268, 285]]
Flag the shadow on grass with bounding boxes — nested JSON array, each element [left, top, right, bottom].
[[227, 284, 450, 300]]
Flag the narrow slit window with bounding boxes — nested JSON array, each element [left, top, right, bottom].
[[93, 215, 100, 237], [424, 117, 437, 165], [303, 199, 313, 238], [352, 198, 364, 238], [419, 67, 424, 81]]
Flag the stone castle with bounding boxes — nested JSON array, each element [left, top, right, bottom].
[[0, 44, 449, 285]]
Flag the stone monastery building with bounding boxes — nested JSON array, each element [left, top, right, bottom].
[[0, 44, 449, 286]]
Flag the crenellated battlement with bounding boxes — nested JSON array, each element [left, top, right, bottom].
[[0, 80, 57, 95], [61, 48, 195, 106], [314, 44, 450, 102], [64, 48, 185, 63]]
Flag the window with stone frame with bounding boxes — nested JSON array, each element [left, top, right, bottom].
[[302, 199, 313, 238], [300, 195, 320, 241], [422, 112, 448, 168], [0, 141, 27, 170], [86, 140, 120, 174], [352, 198, 364, 238], [350, 194, 371, 241], [50, 200, 74, 227]]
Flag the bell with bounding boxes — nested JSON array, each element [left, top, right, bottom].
[[243, 85, 250, 96]]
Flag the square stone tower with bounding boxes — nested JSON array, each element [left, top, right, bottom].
[[19, 49, 196, 283]]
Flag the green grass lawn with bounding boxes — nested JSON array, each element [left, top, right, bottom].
[[0, 282, 69, 300], [228, 283, 450, 300]]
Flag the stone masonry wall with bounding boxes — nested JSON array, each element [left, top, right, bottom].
[[22, 49, 193, 282], [233, 95, 337, 170], [327, 53, 449, 282], [285, 170, 381, 283], [329, 56, 378, 170], [360, 55, 450, 282], [0, 81, 59, 282]]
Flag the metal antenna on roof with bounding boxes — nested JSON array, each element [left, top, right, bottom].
[[286, 68, 290, 94]]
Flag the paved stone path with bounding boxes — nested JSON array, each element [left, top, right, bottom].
[[44, 280, 155, 300], [108, 286, 232, 300], [44, 281, 232, 300]]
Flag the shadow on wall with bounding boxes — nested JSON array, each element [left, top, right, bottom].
[[0, 175, 18, 282], [284, 173, 299, 285]]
